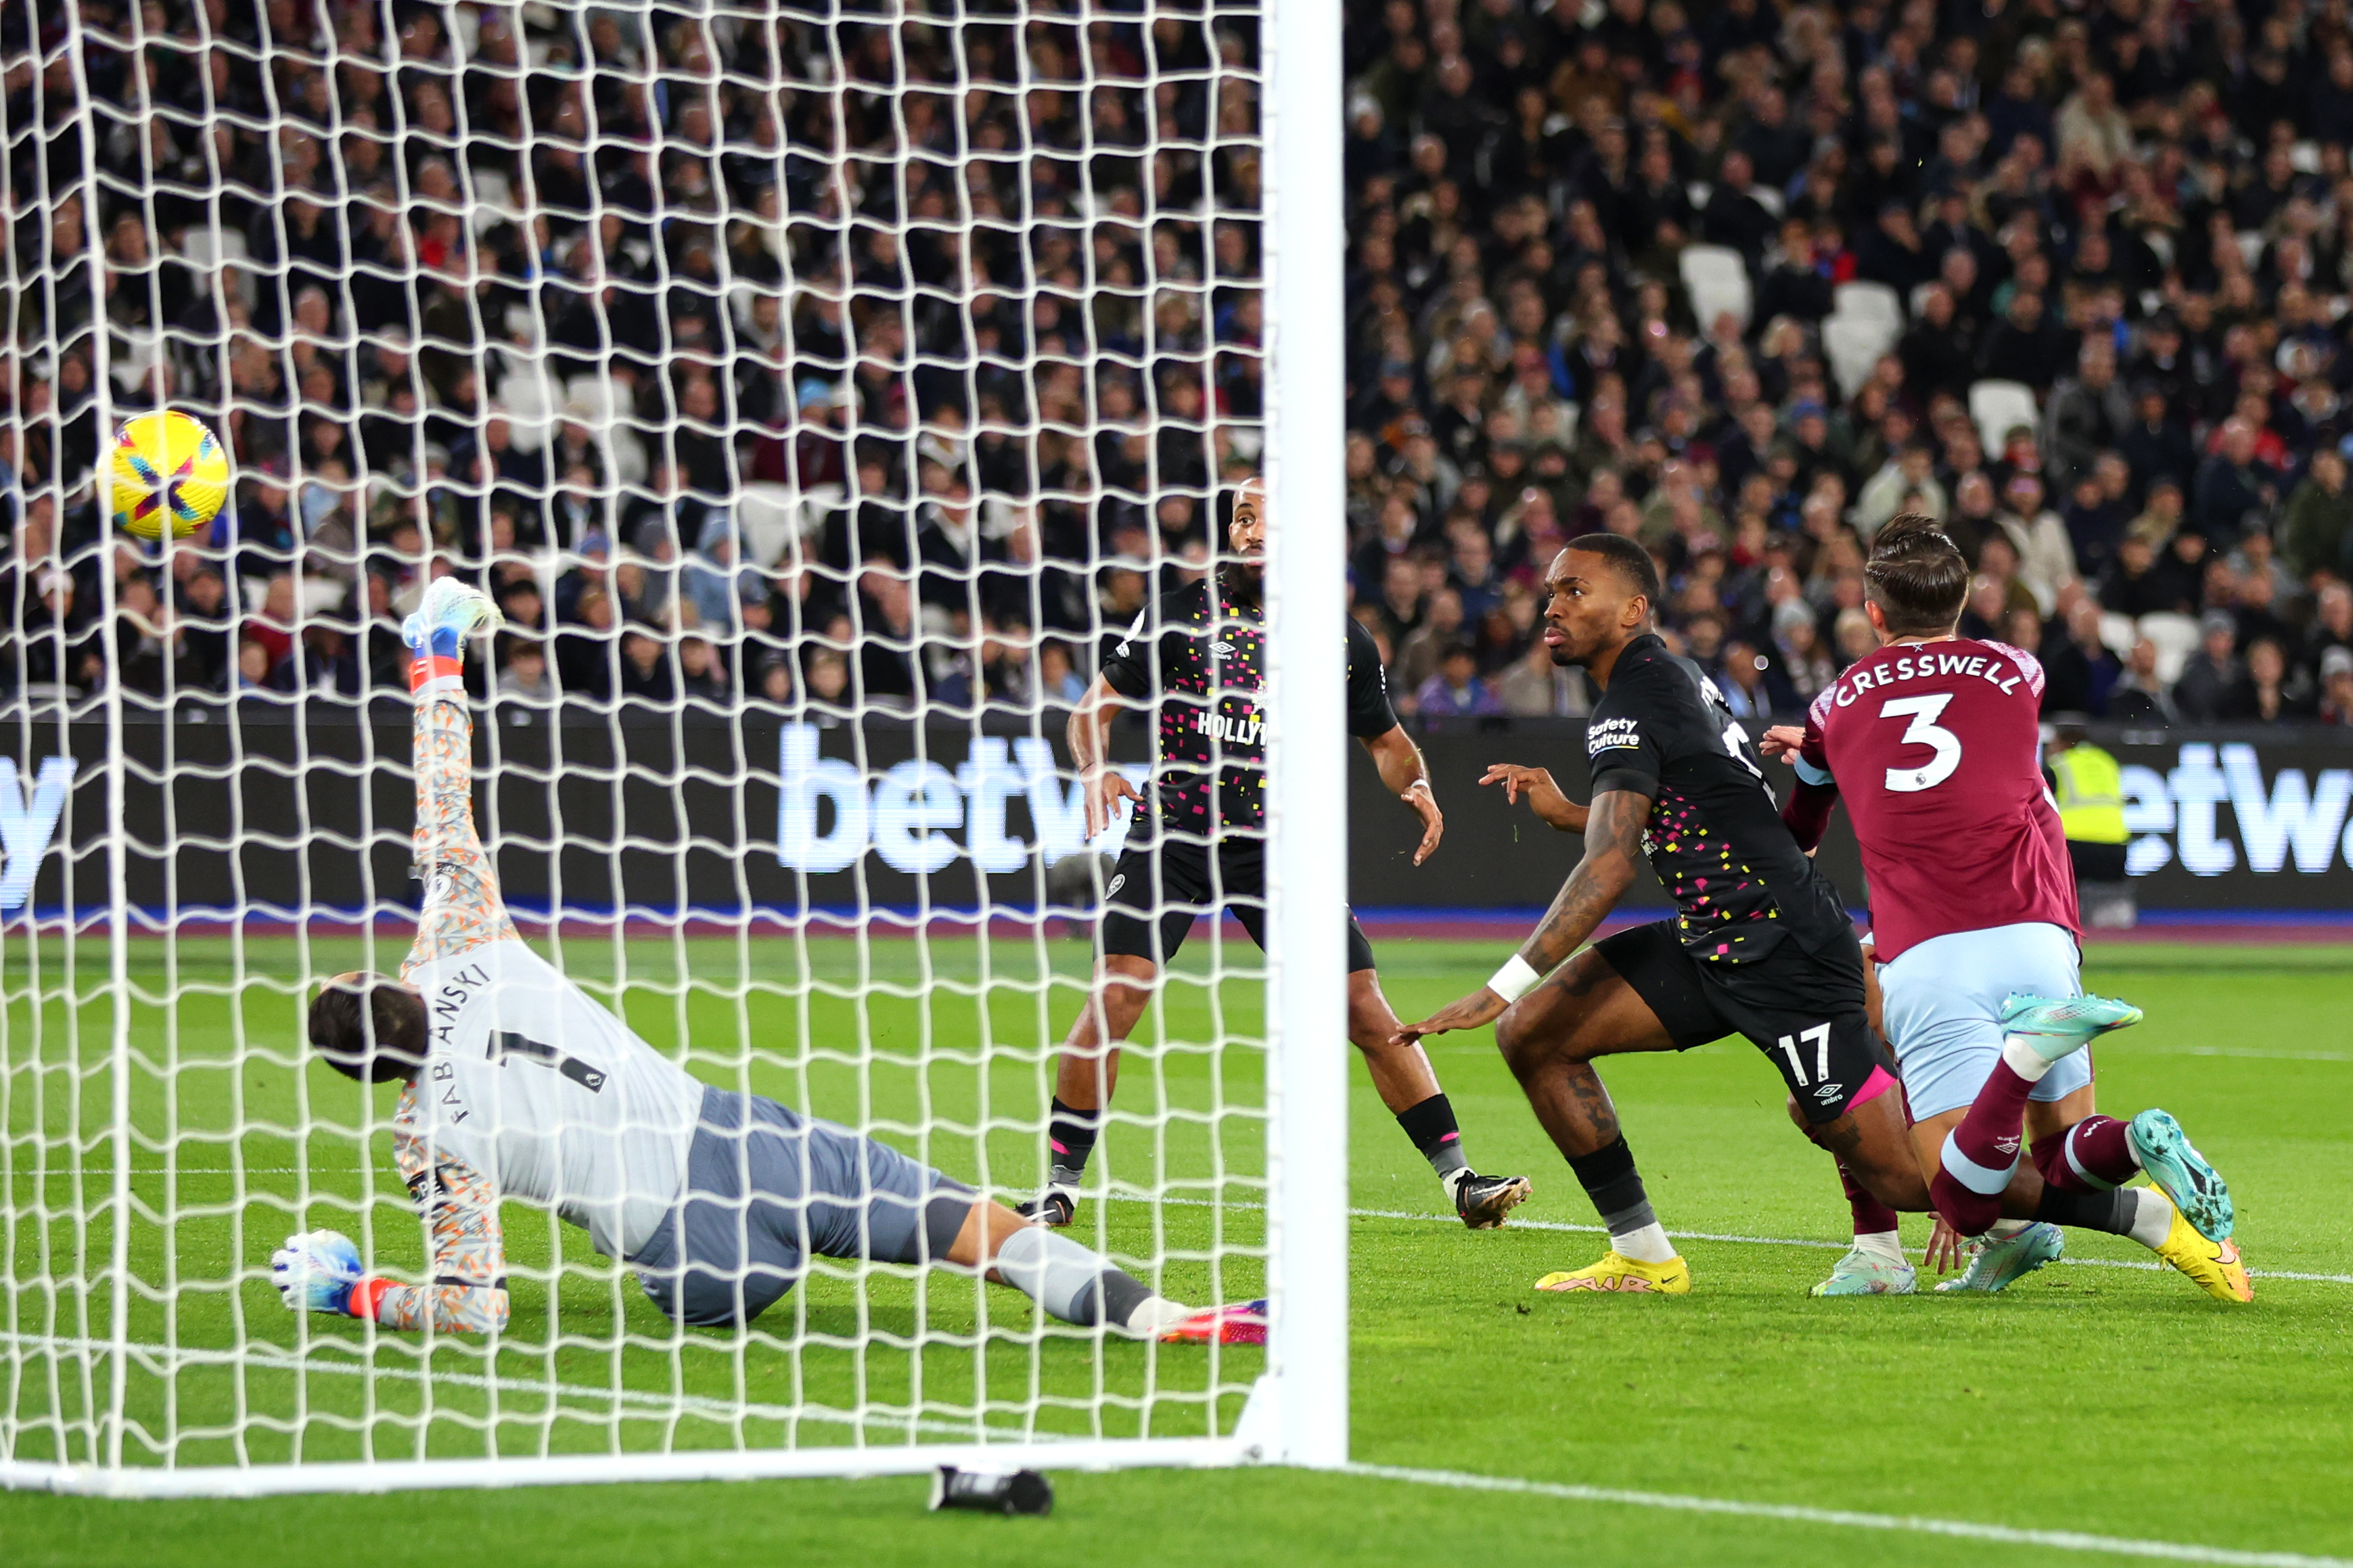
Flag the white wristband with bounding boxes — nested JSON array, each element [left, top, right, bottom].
[[1487, 954, 1542, 1004]]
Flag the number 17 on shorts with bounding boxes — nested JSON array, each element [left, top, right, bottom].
[[1776, 1022, 1835, 1093]]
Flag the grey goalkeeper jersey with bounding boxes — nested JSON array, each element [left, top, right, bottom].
[[406, 938, 703, 1262]]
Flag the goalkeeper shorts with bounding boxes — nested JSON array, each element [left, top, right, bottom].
[[633, 1087, 975, 1327]]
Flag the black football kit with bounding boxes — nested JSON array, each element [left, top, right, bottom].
[[1580, 635, 1891, 1122], [1095, 575, 1395, 972]]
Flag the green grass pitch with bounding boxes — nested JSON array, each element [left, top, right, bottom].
[[3, 934, 2348, 1566]]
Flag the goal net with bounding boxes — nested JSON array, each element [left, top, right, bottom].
[[0, 0, 1344, 1495]]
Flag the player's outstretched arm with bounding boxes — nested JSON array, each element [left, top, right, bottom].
[[271, 1139, 511, 1334], [1478, 763, 1589, 833], [1393, 787, 1651, 1044], [402, 578, 517, 973], [1068, 673, 1141, 837], [1757, 722, 1840, 852], [1362, 724, 1442, 865]]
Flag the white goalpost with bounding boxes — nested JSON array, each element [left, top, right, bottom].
[[0, 0, 1345, 1496]]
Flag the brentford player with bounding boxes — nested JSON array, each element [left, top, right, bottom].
[[1397, 535, 1934, 1295], [1026, 476, 1529, 1232], [1764, 516, 2248, 1302]]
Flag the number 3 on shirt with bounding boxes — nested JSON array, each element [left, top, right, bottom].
[[1879, 693, 1961, 793]]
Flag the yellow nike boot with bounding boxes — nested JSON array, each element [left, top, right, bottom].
[[2149, 1194, 2253, 1304], [1534, 1251, 1691, 1294]]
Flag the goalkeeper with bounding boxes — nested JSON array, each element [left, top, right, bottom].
[[273, 582, 1245, 1343]]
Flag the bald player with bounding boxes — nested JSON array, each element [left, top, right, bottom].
[[1026, 476, 1532, 1232], [1400, 534, 1941, 1293]]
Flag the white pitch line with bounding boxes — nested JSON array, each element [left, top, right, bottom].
[[1130, 1193, 2353, 1287], [2125, 1046, 2353, 1063], [1347, 1462, 2353, 1568], [0, 1333, 1049, 1447], [12, 1325, 2343, 1560], [1339, 1202, 2353, 1286]]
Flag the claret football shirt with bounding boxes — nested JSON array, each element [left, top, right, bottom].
[[1794, 637, 2078, 964]]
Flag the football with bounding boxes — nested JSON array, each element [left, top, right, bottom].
[[110, 410, 230, 539]]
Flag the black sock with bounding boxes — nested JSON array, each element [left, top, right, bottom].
[[1079, 1266, 1158, 1331], [1047, 1098, 1099, 1185], [1396, 1092, 1471, 1180], [2034, 1185, 2132, 1236], [1566, 1135, 1659, 1237]]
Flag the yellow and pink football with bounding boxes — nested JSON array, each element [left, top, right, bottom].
[[110, 411, 230, 539]]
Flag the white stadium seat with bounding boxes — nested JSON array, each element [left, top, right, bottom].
[[468, 167, 514, 235], [1969, 379, 2040, 455], [565, 375, 618, 425], [735, 484, 805, 569], [497, 360, 557, 453], [1679, 244, 1752, 334], [181, 227, 255, 309], [1824, 315, 1894, 400], [2138, 612, 2203, 687], [2099, 612, 2140, 658], [1832, 281, 1903, 332]]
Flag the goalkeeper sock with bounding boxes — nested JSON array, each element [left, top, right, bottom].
[[1567, 1136, 1674, 1264], [1396, 1093, 1471, 1184], [1045, 1097, 1099, 1189], [992, 1225, 1173, 1330]]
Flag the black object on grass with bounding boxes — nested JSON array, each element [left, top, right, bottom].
[[929, 1465, 1054, 1516]]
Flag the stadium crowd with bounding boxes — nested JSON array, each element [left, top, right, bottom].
[[3, 0, 2353, 729], [1335, 0, 2353, 725], [3, 0, 1253, 718]]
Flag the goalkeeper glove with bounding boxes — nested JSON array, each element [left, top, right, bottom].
[[401, 578, 503, 655], [401, 578, 503, 694], [271, 1229, 379, 1318]]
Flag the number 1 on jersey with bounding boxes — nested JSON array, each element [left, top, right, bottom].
[[1879, 693, 1962, 793]]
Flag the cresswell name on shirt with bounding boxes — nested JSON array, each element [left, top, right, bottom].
[[424, 961, 493, 1124], [1829, 650, 2024, 707]]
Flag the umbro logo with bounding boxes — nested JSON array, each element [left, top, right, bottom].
[[1105, 874, 1126, 898], [1210, 640, 1237, 655], [1994, 1135, 2021, 1155], [1812, 1082, 1844, 1102]]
